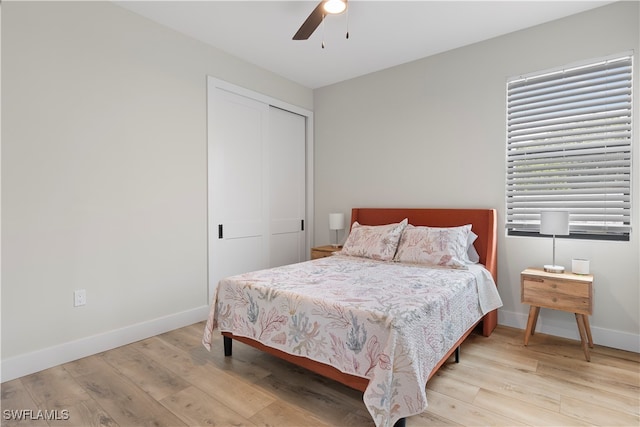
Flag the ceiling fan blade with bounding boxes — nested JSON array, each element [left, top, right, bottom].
[[293, 2, 325, 40]]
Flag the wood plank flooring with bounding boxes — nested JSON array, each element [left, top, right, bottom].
[[2, 323, 638, 426]]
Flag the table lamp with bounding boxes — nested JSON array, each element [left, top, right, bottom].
[[329, 213, 345, 247], [540, 210, 570, 273]]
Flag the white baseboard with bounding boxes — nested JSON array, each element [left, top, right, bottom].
[[1, 305, 210, 383], [499, 309, 640, 353]]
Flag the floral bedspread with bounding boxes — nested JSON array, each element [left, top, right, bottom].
[[202, 255, 502, 427]]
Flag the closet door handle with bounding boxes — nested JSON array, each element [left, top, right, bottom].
[[218, 224, 223, 239], [301, 219, 304, 231]]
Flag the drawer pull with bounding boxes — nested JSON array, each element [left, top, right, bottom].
[[551, 284, 557, 289], [552, 297, 557, 302], [526, 277, 544, 283]]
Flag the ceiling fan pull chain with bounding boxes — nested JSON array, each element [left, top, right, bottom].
[[346, 6, 349, 39], [322, 13, 326, 48]]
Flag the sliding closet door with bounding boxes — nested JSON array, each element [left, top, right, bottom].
[[269, 106, 306, 267], [208, 88, 270, 298], [208, 81, 308, 300]]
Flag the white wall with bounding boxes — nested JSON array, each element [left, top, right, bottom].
[[313, 1, 639, 352], [1, 1, 312, 381]]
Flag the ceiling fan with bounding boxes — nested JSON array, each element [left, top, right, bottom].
[[293, 0, 348, 40]]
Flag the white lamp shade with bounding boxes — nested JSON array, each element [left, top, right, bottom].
[[540, 210, 570, 236], [329, 213, 345, 231]]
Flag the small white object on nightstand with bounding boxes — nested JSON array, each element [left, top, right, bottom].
[[572, 259, 590, 275]]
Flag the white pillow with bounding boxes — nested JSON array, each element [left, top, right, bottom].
[[467, 230, 480, 263]]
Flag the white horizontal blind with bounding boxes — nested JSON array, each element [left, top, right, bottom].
[[506, 55, 633, 239]]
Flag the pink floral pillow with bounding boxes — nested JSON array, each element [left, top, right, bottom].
[[341, 219, 408, 261], [393, 224, 472, 269]]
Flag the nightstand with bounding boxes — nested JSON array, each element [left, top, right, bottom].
[[521, 267, 594, 361], [311, 245, 341, 260]]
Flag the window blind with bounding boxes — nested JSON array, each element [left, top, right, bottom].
[[506, 55, 633, 240]]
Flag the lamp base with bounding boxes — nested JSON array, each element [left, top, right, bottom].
[[544, 264, 565, 273]]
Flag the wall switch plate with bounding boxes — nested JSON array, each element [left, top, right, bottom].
[[74, 289, 86, 307]]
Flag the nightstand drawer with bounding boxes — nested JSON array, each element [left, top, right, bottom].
[[521, 274, 592, 314]]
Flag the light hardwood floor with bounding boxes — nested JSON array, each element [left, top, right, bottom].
[[2, 323, 638, 426]]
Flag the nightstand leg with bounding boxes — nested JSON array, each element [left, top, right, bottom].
[[575, 314, 591, 362], [583, 315, 594, 348], [524, 306, 540, 346]]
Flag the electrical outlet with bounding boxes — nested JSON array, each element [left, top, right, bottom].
[[74, 289, 87, 307]]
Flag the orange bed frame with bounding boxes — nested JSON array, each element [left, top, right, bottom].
[[222, 207, 498, 394]]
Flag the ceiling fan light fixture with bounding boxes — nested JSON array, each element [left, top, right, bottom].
[[323, 0, 346, 15]]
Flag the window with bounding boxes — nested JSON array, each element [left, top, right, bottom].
[[506, 54, 633, 241]]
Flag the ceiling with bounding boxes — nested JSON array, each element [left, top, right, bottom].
[[115, 1, 615, 89]]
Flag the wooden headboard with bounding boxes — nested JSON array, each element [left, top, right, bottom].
[[351, 208, 498, 283]]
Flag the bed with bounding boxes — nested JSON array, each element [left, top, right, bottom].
[[203, 208, 501, 427]]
